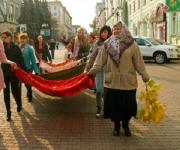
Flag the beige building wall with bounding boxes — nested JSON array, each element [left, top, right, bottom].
[[0, 0, 22, 33], [48, 0, 72, 41], [105, 0, 128, 28], [127, 0, 166, 41]]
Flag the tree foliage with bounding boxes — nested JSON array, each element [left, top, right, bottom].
[[18, 0, 52, 40]]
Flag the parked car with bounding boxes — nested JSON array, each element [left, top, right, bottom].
[[133, 36, 180, 64]]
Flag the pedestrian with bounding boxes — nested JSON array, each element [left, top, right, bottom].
[[87, 22, 150, 137], [35, 35, 52, 63], [0, 38, 17, 121], [19, 34, 40, 102], [49, 39, 56, 59], [85, 25, 112, 117], [87, 33, 96, 55], [56, 41, 59, 50], [1, 31, 24, 121], [72, 27, 89, 60]]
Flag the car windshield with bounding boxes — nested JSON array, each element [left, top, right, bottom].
[[146, 38, 162, 45]]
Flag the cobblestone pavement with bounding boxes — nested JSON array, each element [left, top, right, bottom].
[[0, 45, 180, 149]]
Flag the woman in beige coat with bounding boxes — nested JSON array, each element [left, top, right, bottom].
[[0, 40, 16, 91], [88, 22, 149, 137]]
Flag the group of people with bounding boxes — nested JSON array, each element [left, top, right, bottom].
[[0, 32, 54, 121], [0, 21, 150, 137], [81, 22, 149, 137]]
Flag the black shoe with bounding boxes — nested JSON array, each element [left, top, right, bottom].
[[17, 106, 22, 112], [27, 92, 32, 102], [113, 129, 120, 136], [7, 113, 11, 122], [28, 96, 32, 102], [124, 127, 131, 136]]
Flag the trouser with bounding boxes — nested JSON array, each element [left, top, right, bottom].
[[50, 49, 55, 59], [3, 76, 22, 114], [24, 70, 32, 101], [25, 84, 32, 101], [95, 72, 104, 111]]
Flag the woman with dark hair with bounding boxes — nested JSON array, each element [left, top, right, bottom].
[[35, 35, 52, 63], [85, 25, 112, 117], [87, 22, 149, 137]]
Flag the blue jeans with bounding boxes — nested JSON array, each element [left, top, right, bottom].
[[95, 72, 104, 110]]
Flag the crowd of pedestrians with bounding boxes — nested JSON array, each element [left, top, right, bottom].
[[0, 21, 150, 138]]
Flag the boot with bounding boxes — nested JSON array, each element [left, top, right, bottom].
[[17, 105, 22, 112], [122, 121, 131, 136], [113, 121, 120, 136], [7, 112, 11, 122]]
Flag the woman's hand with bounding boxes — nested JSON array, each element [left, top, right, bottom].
[[83, 70, 87, 74], [10, 61, 17, 70], [142, 77, 150, 83]]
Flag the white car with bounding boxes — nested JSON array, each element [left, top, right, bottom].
[[133, 36, 180, 64]]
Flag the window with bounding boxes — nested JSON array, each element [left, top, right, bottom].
[[54, 12, 57, 16], [129, 4, 131, 15], [133, 1, 135, 12], [9, 5, 13, 15], [143, 0, 146, 6], [3, 1, 7, 11], [138, 0, 140, 9], [134, 38, 149, 46]]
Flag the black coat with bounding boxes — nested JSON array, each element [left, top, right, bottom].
[[2, 42, 24, 77], [35, 42, 52, 62]]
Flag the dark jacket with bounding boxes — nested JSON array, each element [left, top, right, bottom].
[[49, 41, 56, 51], [35, 42, 52, 62], [2, 42, 24, 77]]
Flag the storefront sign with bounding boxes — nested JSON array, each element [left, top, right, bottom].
[[166, 0, 180, 11]]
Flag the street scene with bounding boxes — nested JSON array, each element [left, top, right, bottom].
[[0, 0, 180, 150]]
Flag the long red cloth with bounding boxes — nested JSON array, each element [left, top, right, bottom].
[[40, 60, 77, 73], [15, 68, 94, 97]]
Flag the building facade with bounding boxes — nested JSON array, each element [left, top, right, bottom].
[[95, 1, 106, 30], [72, 25, 81, 36], [105, 0, 128, 27], [48, 0, 72, 41], [63, 7, 72, 41], [0, 0, 22, 33], [166, 0, 180, 46], [127, 0, 180, 45], [127, 0, 167, 42]]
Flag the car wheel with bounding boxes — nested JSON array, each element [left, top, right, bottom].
[[154, 52, 167, 64]]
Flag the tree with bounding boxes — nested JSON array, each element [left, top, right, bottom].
[[18, 0, 52, 40]]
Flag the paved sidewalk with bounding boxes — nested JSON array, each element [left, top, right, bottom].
[[0, 45, 180, 149]]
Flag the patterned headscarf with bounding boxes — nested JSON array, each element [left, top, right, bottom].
[[104, 22, 134, 65]]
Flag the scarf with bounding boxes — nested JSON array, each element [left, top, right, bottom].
[[104, 26, 134, 65]]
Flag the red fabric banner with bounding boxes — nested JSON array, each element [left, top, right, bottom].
[[40, 60, 77, 73], [15, 68, 94, 97]]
